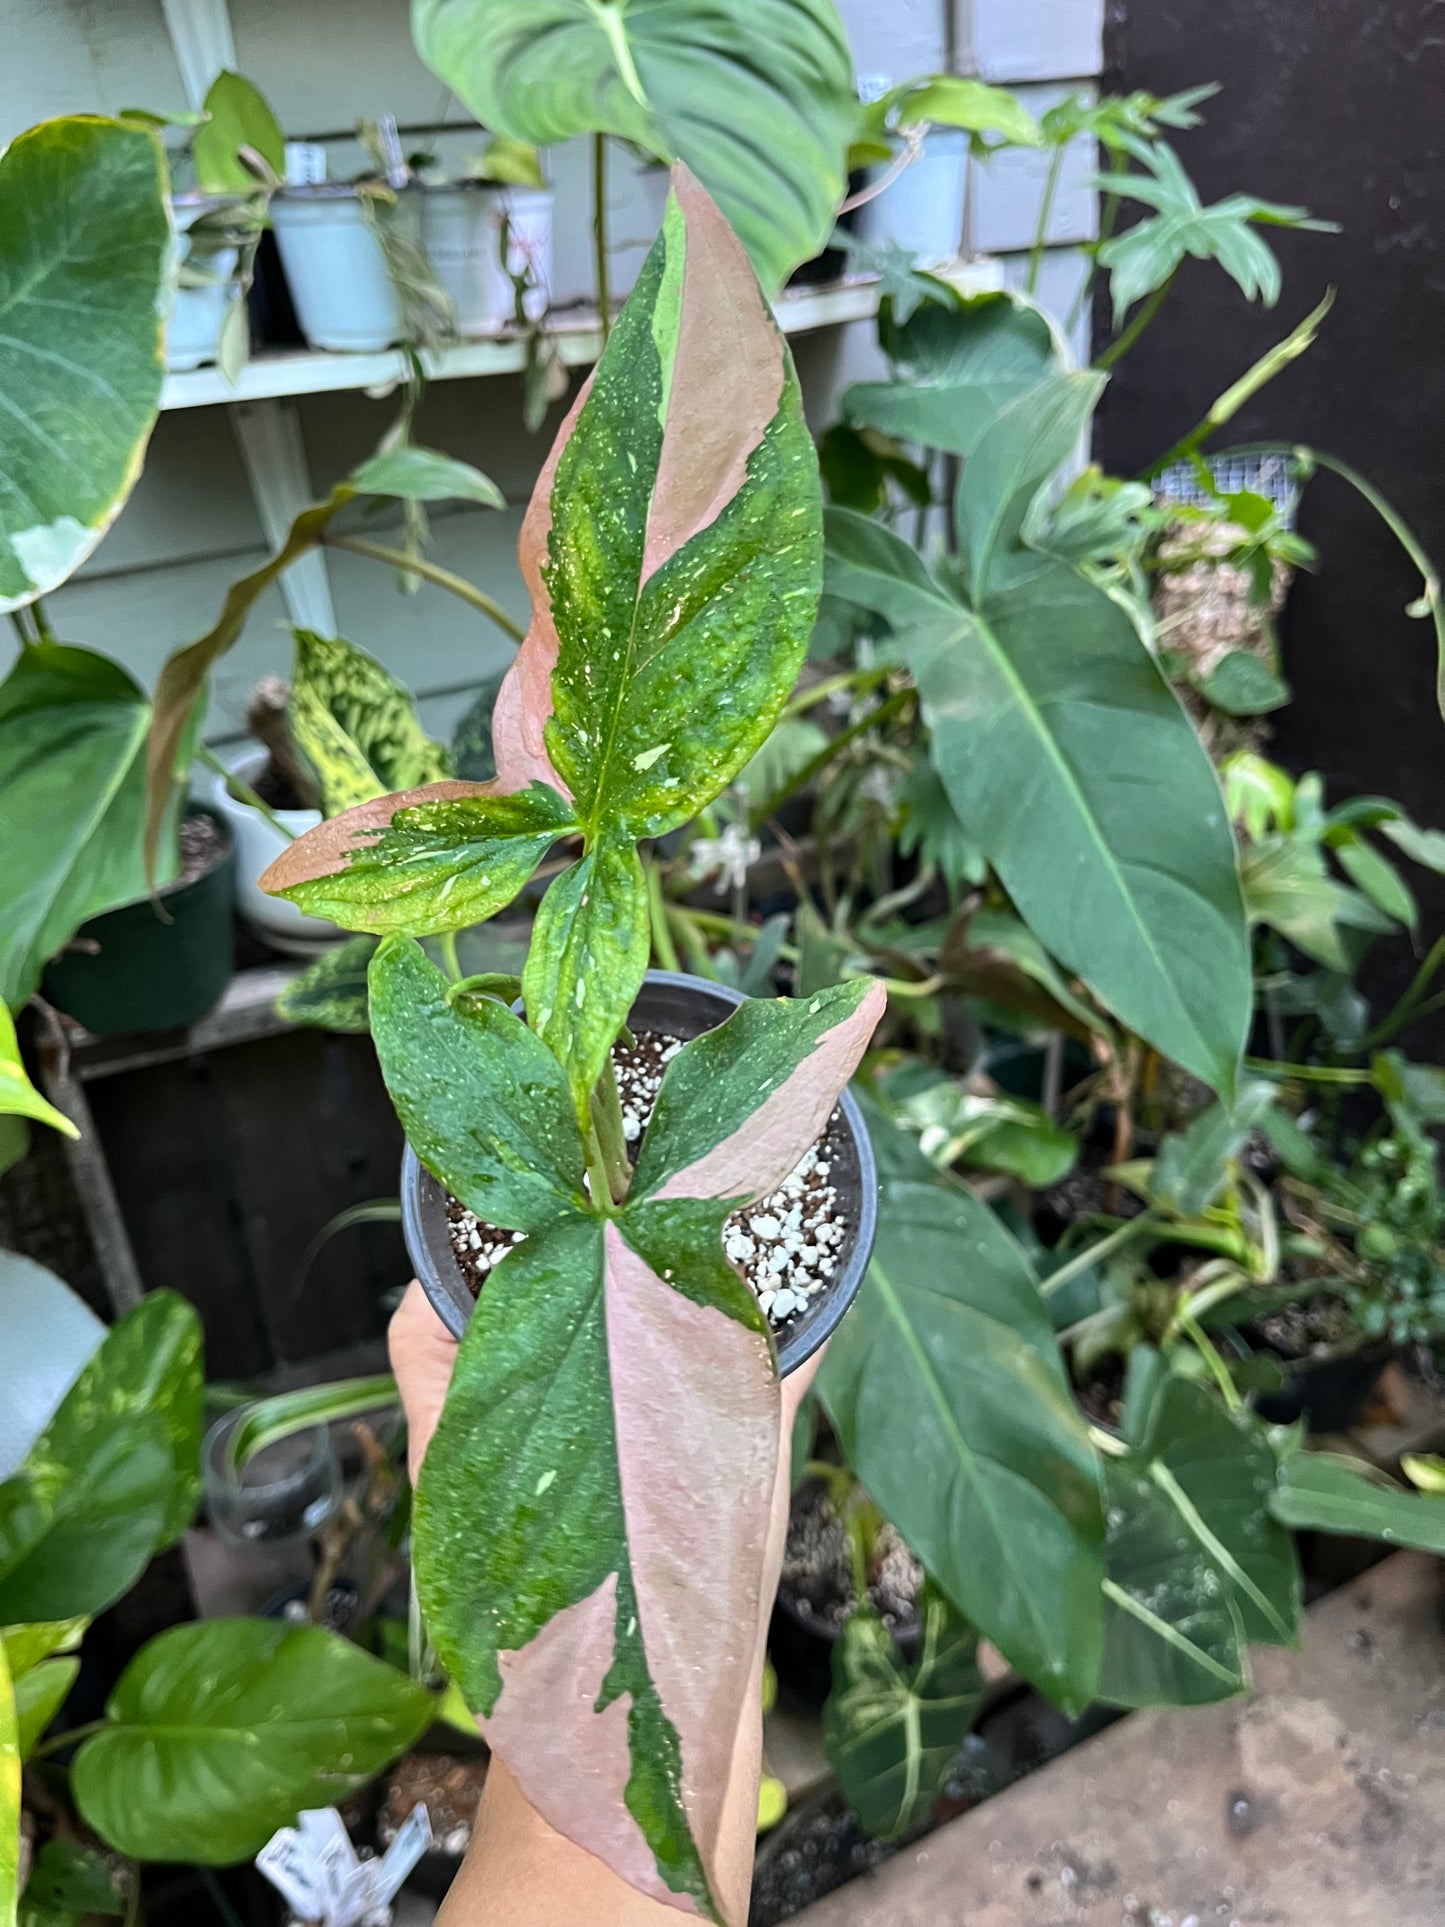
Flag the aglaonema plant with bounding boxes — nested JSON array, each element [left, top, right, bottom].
[[261, 167, 886, 1922]]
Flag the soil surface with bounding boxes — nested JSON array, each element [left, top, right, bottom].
[[379, 1752, 489, 1858], [780, 1479, 923, 1635], [446, 1028, 855, 1336], [249, 759, 312, 811]]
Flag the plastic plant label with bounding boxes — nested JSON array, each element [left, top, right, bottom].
[[256, 1803, 432, 1925]]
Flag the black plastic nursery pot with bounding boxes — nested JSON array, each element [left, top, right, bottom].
[[41, 806, 236, 1036], [402, 970, 878, 1377]]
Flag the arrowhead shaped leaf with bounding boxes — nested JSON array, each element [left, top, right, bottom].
[[411, 0, 856, 290], [71, 1620, 432, 1863], [287, 630, 451, 818], [819, 1162, 1105, 1709], [844, 292, 1062, 458], [192, 71, 285, 195], [0, 118, 170, 614], [1271, 1450, 1445, 1553], [826, 507, 1251, 1095], [1099, 1378, 1300, 1708], [825, 1583, 983, 1839]]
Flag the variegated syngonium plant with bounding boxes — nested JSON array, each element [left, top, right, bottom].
[[261, 167, 886, 1919]]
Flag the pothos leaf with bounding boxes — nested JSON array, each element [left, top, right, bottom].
[[287, 630, 451, 818], [382, 947, 882, 1922], [192, 71, 284, 195], [825, 1583, 983, 1839]]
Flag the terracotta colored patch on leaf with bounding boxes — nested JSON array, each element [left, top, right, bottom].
[[258, 778, 495, 894]]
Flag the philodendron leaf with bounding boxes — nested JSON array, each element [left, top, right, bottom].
[[144, 445, 502, 877], [411, 0, 856, 291], [1270, 1451, 1445, 1553], [825, 1583, 983, 1839], [826, 499, 1251, 1098], [393, 957, 882, 1922], [819, 1146, 1106, 1711], [0, 643, 168, 1010], [0, 1005, 74, 1143], [192, 71, 285, 195], [1099, 1377, 1300, 1709], [71, 1619, 432, 1863], [273, 934, 377, 1034], [16, 1841, 120, 1921], [287, 630, 451, 818], [0, 1292, 203, 1621], [1150, 1078, 1277, 1217], [0, 118, 170, 615], [260, 779, 576, 934], [0, 1639, 16, 1927], [844, 292, 1061, 458]]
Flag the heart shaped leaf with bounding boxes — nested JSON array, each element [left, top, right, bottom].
[[72, 1619, 432, 1863], [0, 118, 170, 614], [411, 0, 855, 290]]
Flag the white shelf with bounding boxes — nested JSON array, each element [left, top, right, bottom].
[[159, 260, 1005, 411]]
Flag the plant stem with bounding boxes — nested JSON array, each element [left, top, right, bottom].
[[1174, 1307, 1243, 1411], [438, 930, 462, 983], [749, 687, 912, 832], [28, 595, 54, 643], [1244, 1057, 1374, 1085], [1040, 1211, 1159, 1298], [589, 1056, 632, 1205], [123, 1861, 144, 1927], [195, 743, 296, 842], [645, 857, 682, 972], [29, 1718, 106, 1758], [1026, 145, 1066, 297], [593, 132, 612, 344], [1357, 934, 1445, 1051], [323, 535, 525, 642], [1299, 447, 1445, 678], [1094, 269, 1177, 373]]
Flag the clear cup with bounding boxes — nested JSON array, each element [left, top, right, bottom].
[[203, 1409, 341, 1546]]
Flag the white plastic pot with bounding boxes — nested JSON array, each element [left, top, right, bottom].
[[204, 747, 340, 956], [856, 129, 969, 268], [270, 188, 402, 351], [168, 197, 242, 372], [421, 183, 552, 334]]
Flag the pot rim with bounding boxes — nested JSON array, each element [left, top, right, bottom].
[[401, 968, 878, 1377]]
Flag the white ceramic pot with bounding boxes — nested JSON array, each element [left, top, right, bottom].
[[857, 128, 969, 268], [168, 197, 242, 371], [421, 183, 552, 334], [270, 189, 402, 351], [204, 747, 340, 955]]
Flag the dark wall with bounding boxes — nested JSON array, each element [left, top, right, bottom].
[[1100, 1, 1445, 914]]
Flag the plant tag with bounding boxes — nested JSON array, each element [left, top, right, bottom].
[[284, 142, 327, 186], [255, 1805, 432, 1925]]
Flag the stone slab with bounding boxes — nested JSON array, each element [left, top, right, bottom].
[[794, 1552, 1445, 1927]]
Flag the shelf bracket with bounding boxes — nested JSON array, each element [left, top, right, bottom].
[[159, 0, 238, 110], [229, 400, 337, 636]]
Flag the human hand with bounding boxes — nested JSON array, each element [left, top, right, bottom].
[[388, 1279, 819, 1924]]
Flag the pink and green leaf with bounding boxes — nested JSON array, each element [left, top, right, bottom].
[[260, 779, 575, 934]]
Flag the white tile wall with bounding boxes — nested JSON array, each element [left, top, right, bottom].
[[967, 0, 1105, 84], [968, 83, 1098, 256]]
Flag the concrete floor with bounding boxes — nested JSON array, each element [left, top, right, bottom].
[[794, 1552, 1445, 1927]]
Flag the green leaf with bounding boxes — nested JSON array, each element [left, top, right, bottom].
[[0, 118, 169, 614], [1099, 1378, 1300, 1708], [346, 446, 504, 508], [72, 1619, 432, 1863], [1098, 142, 1333, 321], [1332, 831, 1417, 930], [13, 1657, 77, 1759], [18, 1842, 120, 1923], [192, 71, 284, 195], [0, 1005, 73, 1142], [273, 934, 377, 1034], [1150, 1078, 1277, 1217], [287, 630, 451, 818], [889, 1078, 1078, 1187], [819, 1166, 1105, 1709], [0, 644, 163, 1010], [0, 1621, 86, 1682], [826, 509, 1251, 1096], [1380, 814, 1445, 873], [264, 779, 576, 935], [411, 0, 856, 290], [825, 1584, 984, 1839], [369, 938, 587, 1227], [890, 75, 1040, 146], [942, 906, 1105, 1039], [954, 373, 1104, 599], [0, 1292, 203, 1620], [522, 837, 652, 1125], [1242, 836, 1396, 970], [844, 292, 1060, 459], [0, 1641, 17, 1927], [1195, 649, 1291, 716], [1270, 1451, 1445, 1553]]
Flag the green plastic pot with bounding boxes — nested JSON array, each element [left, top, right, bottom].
[[42, 806, 236, 1035]]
